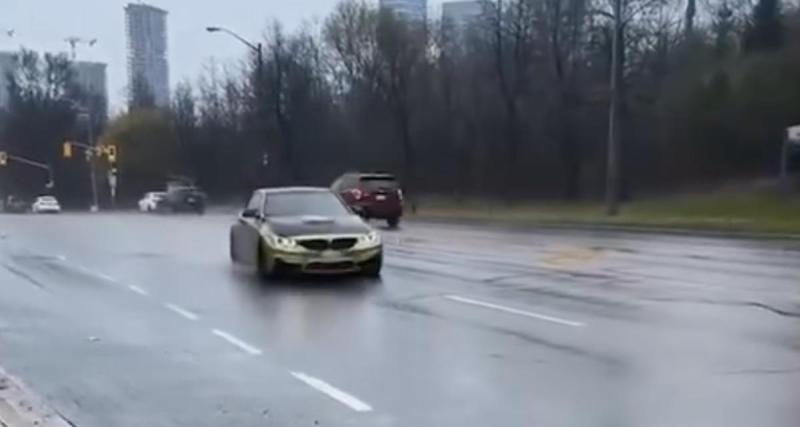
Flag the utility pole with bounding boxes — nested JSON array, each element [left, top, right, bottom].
[[605, 0, 623, 216]]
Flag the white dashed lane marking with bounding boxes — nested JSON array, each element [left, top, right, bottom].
[[444, 295, 586, 327], [290, 371, 373, 413], [97, 273, 118, 282], [164, 303, 199, 321], [211, 329, 263, 355], [54, 257, 376, 413], [128, 285, 149, 296]]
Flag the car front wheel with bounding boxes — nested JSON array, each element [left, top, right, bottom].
[[257, 240, 283, 279], [361, 253, 383, 278]]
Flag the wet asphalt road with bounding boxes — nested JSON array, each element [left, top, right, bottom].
[[1, 212, 799, 427]]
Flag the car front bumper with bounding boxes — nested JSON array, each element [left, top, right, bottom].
[[34, 207, 60, 213], [271, 246, 382, 274], [355, 203, 403, 219]]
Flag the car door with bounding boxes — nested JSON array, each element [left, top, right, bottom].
[[234, 192, 264, 265]]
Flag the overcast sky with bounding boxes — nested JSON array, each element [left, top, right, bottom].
[[1, 0, 444, 112]]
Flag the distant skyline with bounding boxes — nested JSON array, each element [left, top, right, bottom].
[[1, 0, 451, 113]]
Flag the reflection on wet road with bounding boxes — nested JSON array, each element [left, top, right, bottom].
[[1, 213, 799, 426]]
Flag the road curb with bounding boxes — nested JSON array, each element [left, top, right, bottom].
[[0, 367, 74, 427], [409, 215, 800, 241]]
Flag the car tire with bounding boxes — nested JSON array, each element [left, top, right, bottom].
[[362, 253, 383, 278], [387, 217, 400, 228], [229, 232, 238, 263]]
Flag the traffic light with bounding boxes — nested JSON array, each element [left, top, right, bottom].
[[105, 145, 117, 163], [0, 151, 7, 166], [63, 142, 73, 158]]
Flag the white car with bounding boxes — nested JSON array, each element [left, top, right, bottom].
[[138, 192, 166, 212], [31, 196, 61, 214]]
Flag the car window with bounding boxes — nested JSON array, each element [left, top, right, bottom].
[[246, 192, 263, 212], [360, 176, 399, 191], [264, 192, 350, 217]]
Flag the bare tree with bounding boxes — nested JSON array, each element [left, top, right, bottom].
[[480, 0, 537, 195], [324, 1, 428, 188]]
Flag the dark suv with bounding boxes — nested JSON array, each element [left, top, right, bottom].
[[3, 195, 29, 213], [333, 172, 403, 227], [159, 187, 207, 214]]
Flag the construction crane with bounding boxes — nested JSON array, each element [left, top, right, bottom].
[[64, 36, 97, 60]]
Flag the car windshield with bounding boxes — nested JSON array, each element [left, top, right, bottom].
[[38, 197, 56, 203], [264, 192, 350, 217]]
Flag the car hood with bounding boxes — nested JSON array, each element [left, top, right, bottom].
[[266, 215, 370, 237]]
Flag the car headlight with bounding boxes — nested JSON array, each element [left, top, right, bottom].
[[274, 236, 298, 250], [359, 231, 381, 246]]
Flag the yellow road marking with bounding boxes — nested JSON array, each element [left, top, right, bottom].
[[541, 247, 602, 269]]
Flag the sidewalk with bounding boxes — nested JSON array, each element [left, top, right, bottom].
[[0, 367, 73, 427]]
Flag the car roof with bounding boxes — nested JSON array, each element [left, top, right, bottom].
[[256, 187, 331, 195]]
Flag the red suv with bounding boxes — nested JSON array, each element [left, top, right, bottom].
[[333, 172, 403, 227]]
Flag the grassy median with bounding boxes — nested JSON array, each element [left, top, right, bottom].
[[412, 190, 800, 235]]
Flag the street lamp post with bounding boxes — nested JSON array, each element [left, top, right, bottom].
[[62, 98, 99, 212], [605, 0, 623, 216], [206, 26, 266, 185], [205, 26, 263, 74]]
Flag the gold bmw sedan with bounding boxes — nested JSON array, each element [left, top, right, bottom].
[[230, 187, 383, 277]]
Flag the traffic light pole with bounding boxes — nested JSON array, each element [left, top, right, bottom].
[[86, 118, 99, 212], [65, 139, 118, 211], [3, 154, 54, 190]]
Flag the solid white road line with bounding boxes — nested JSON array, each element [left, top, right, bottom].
[[444, 295, 586, 327], [164, 303, 199, 321], [128, 285, 149, 296], [290, 372, 373, 413], [211, 329, 263, 355]]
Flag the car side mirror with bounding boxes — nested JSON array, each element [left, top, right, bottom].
[[241, 209, 261, 219]]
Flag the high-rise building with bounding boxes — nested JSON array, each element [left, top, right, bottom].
[[74, 61, 108, 102], [0, 52, 107, 111], [442, 1, 484, 33], [125, 2, 169, 107], [380, 0, 428, 22]]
